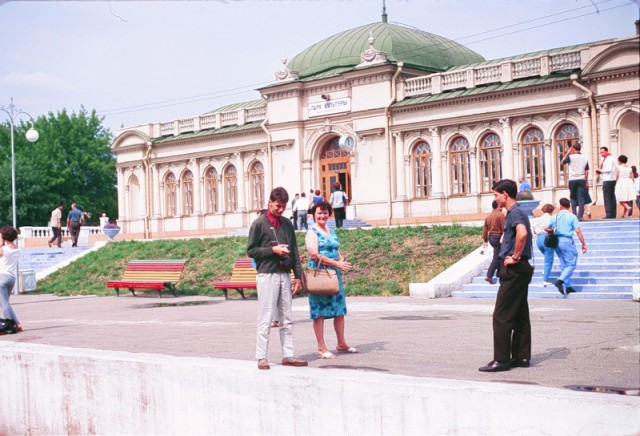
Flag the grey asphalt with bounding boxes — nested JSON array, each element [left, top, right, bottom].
[[4, 293, 639, 392]]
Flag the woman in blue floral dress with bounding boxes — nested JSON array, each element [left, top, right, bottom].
[[305, 200, 359, 359]]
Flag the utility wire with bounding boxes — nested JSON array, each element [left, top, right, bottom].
[[97, 0, 635, 118]]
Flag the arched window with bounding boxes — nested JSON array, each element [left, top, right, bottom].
[[224, 165, 238, 212], [128, 175, 142, 220], [555, 124, 580, 187], [479, 133, 502, 193], [250, 162, 264, 211], [205, 167, 218, 214], [164, 172, 177, 217], [521, 128, 545, 190], [182, 170, 194, 216], [449, 137, 470, 196], [412, 141, 432, 198]]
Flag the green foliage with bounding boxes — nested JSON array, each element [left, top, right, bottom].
[[0, 107, 115, 227], [516, 190, 534, 201], [37, 225, 482, 297]]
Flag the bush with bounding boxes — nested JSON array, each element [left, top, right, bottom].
[[516, 189, 534, 201]]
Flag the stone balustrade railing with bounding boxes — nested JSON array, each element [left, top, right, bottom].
[[403, 49, 582, 98], [20, 226, 103, 239], [149, 105, 267, 138]]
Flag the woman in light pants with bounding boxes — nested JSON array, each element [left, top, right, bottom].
[[0, 226, 21, 333]]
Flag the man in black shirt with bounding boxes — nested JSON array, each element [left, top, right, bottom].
[[479, 179, 534, 373]]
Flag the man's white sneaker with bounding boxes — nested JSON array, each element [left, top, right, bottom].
[[542, 281, 554, 287]]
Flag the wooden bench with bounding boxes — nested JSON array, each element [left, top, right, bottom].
[[106, 259, 188, 297], [213, 258, 256, 300], [213, 257, 300, 300]]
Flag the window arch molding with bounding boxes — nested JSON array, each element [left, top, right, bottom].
[[203, 166, 220, 214], [223, 163, 238, 213], [477, 130, 502, 193], [520, 126, 546, 190], [180, 169, 194, 216], [554, 123, 581, 187], [448, 135, 471, 196], [410, 139, 433, 199], [248, 160, 265, 211]]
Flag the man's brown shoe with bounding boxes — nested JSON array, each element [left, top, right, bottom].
[[281, 357, 308, 367], [257, 359, 270, 370]]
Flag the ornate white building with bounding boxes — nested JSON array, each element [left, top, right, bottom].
[[112, 16, 640, 238]]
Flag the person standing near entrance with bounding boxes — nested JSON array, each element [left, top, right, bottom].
[[290, 193, 299, 230], [479, 179, 533, 373], [293, 192, 310, 231], [596, 147, 617, 219], [546, 198, 587, 296], [247, 187, 307, 370], [47, 203, 63, 248], [329, 182, 348, 228], [561, 142, 589, 221], [66, 204, 85, 247], [482, 200, 505, 285]]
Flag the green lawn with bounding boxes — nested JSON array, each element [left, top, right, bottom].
[[37, 225, 482, 297]]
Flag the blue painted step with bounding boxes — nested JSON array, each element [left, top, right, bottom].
[[456, 219, 639, 299]]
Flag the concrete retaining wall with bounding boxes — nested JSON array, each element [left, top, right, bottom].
[[1, 342, 638, 435]]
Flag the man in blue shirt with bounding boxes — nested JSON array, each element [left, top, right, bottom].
[[479, 179, 534, 373], [518, 177, 531, 193], [546, 198, 587, 295], [66, 204, 84, 248]]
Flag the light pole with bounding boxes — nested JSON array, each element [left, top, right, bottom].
[[0, 97, 39, 229], [1, 98, 39, 296]]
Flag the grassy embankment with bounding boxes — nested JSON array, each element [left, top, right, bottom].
[[37, 225, 482, 297]]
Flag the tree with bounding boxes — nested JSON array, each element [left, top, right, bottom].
[[0, 107, 116, 227]]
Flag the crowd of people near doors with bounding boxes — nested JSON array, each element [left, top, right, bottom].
[[289, 183, 349, 231]]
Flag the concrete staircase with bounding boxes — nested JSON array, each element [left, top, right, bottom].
[[453, 218, 640, 299]]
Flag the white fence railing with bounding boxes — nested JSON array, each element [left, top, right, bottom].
[[404, 49, 582, 97], [20, 226, 103, 239]]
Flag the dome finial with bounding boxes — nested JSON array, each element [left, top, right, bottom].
[[381, 0, 388, 23]]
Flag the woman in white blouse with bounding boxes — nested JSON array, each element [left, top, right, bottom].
[[533, 204, 556, 286]]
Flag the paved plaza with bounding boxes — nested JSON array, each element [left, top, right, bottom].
[[4, 293, 639, 391]]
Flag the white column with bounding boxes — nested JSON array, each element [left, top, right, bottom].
[[394, 132, 407, 200], [151, 164, 161, 218], [544, 141, 553, 188], [117, 168, 126, 221], [262, 148, 272, 198], [597, 103, 610, 152], [192, 159, 202, 216], [469, 148, 478, 194], [237, 153, 247, 212], [512, 142, 521, 182], [578, 106, 594, 176], [175, 179, 182, 217], [124, 184, 130, 223], [429, 127, 444, 197], [500, 118, 514, 180]]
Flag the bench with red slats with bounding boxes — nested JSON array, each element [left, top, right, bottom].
[[213, 258, 256, 300], [106, 259, 188, 297]]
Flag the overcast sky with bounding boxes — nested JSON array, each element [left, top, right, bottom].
[[1, 0, 638, 134]]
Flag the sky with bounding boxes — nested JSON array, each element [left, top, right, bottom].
[[1, 0, 638, 134]]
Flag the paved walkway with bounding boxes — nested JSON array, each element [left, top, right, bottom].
[[5, 293, 638, 392]]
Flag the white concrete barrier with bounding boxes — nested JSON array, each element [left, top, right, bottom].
[[1, 342, 638, 435]]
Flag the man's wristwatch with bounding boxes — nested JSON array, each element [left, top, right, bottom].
[[512, 255, 521, 261]]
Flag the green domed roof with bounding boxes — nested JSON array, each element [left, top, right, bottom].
[[288, 22, 485, 79]]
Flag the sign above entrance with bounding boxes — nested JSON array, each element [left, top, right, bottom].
[[308, 97, 351, 117]]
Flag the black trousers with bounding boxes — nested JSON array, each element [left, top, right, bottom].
[[334, 207, 346, 228], [568, 179, 587, 220], [493, 260, 534, 362], [602, 180, 617, 218], [486, 234, 502, 280], [69, 222, 81, 247], [48, 226, 62, 247]]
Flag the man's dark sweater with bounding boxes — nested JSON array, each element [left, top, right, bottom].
[[247, 215, 302, 279]]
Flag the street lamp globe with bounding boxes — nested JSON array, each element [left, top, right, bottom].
[[26, 127, 39, 143]]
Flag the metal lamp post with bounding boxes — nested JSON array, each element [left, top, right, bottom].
[[1, 98, 39, 296], [0, 97, 39, 229]]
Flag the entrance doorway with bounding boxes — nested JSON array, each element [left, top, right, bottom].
[[319, 136, 351, 201]]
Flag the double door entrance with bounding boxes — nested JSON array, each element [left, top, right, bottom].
[[319, 136, 351, 202]]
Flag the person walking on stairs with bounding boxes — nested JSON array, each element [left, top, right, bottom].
[[482, 200, 505, 285], [545, 198, 587, 296]]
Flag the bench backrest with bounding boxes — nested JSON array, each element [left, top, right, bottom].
[[121, 260, 188, 283], [227, 258, 296, 283]]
